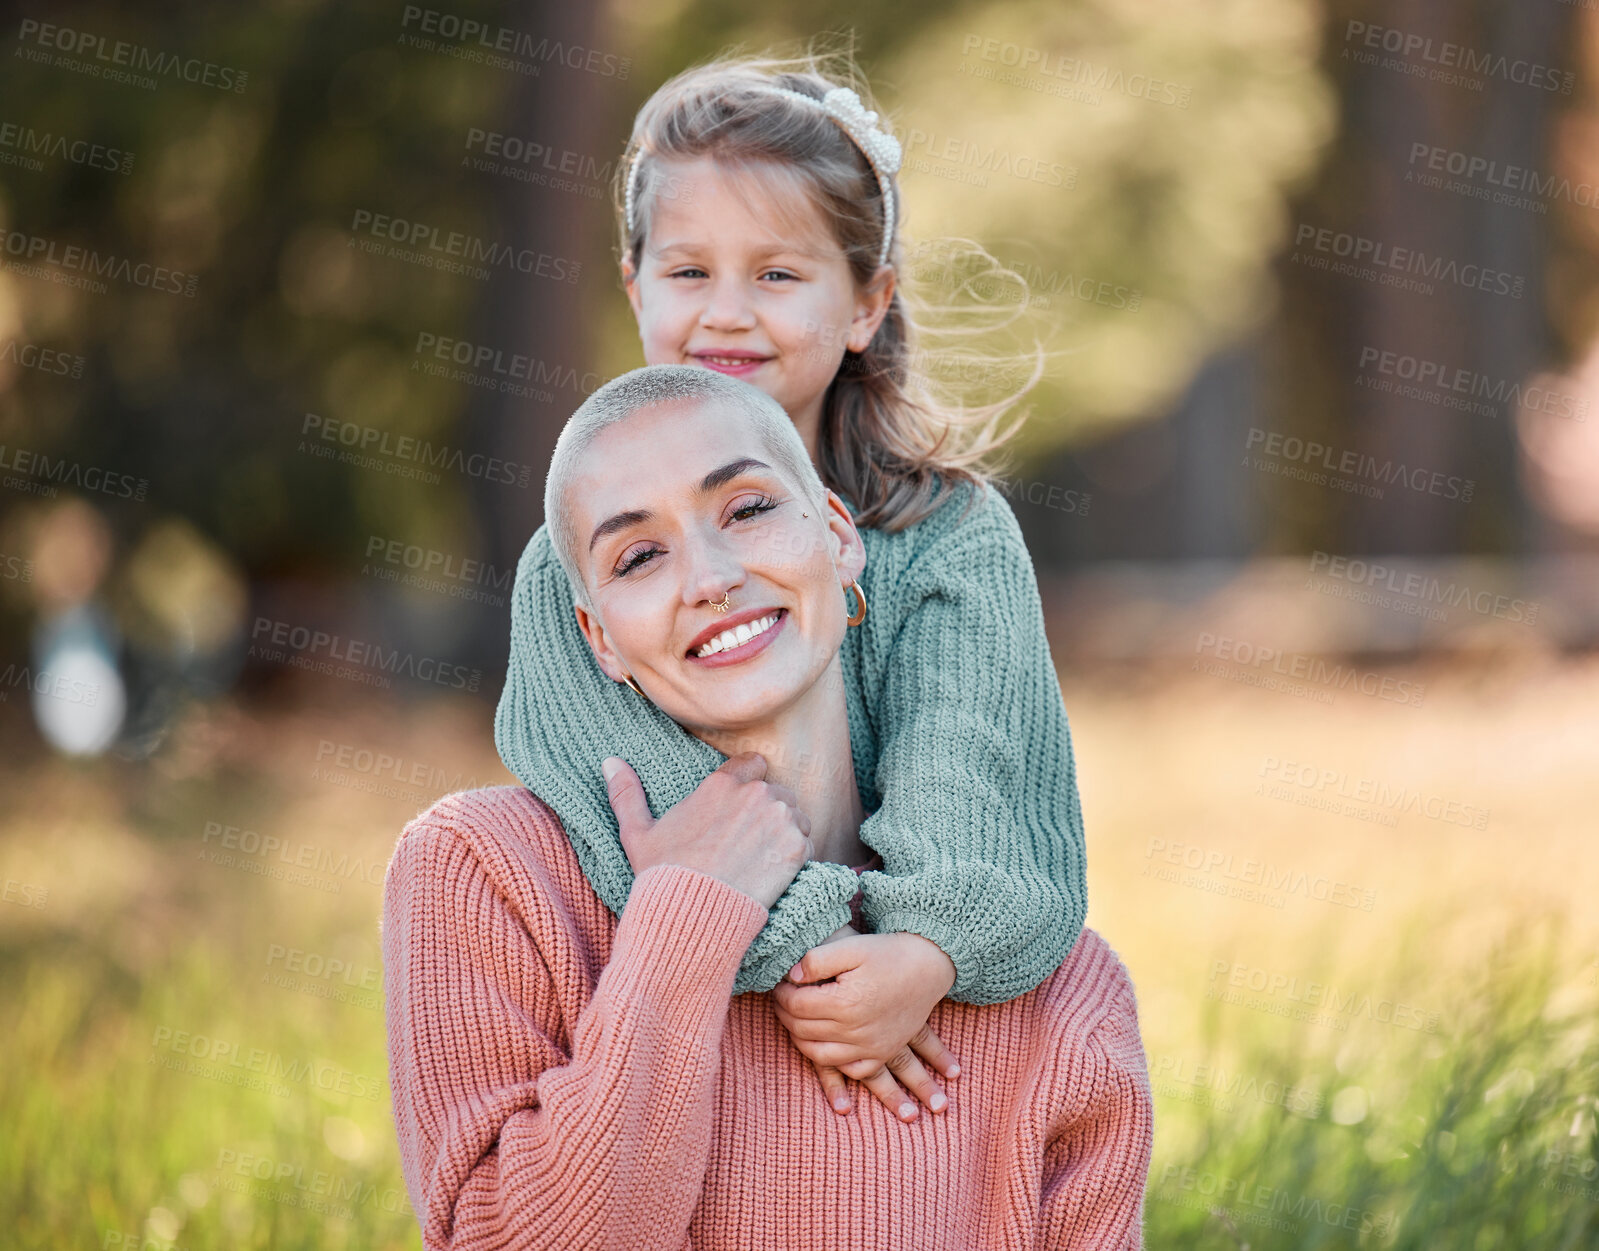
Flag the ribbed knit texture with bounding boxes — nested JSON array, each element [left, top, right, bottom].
[[383, 786, 1152, 1250], [494, 476, 1090, 1003], [846, 850, 883, 930]]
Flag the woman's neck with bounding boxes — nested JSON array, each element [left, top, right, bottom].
[[692, 653, 871, 868]]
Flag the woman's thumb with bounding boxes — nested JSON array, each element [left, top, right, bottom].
[[601, 757, 652, 834]]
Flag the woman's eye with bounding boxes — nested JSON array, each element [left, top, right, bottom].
[[730, 495, 779, 522], [614, 546, 660, 576]]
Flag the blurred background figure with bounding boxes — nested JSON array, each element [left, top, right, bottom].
[[12, 500, 246, 758], [22, 498, 124, 755]]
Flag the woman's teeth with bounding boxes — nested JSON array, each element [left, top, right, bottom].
[[695, 612, 780, 658]]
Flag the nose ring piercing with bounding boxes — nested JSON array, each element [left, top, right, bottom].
[[710, 592, 731, 613]]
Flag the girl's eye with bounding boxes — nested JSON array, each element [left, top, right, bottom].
[[667, 267, 707, 279], [613, 545, 661, 577], [730, 494, 779, 523], [759, 270, 797, 282]]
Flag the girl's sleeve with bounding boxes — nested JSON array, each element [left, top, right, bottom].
[[856, 482, 1090, 1005], [495, 525, 862, 996], [383, 802, 769, 1250]]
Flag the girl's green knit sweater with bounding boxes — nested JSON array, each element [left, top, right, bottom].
[[494, 476, 1088, 1003]]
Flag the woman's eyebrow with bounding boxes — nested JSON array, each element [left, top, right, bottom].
[[698, 456, 773, 494], [587, 457, 775, 553], [588, 508, 652, 554]]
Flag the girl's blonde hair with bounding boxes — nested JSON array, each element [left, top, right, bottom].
[[615, 42, 1046, 532]]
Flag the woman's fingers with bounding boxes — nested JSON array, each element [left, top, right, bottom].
[[882, 1045, 949, 1114], [763, 781, 800, 809], [852, 1062, 920, 1121], [763, 783, 810, 837], [810, 1061, 853, 1115], [906, 1022, 962, 1080]]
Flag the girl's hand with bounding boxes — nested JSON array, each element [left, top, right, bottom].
[[770, 928, 962, 1121]]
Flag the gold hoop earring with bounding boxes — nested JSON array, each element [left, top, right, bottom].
[[710, 591, 731, 614], [621, 674, 647, 699], [845, 579, 867, 627]]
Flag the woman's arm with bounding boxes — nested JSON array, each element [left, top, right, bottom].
[[383, 796, 768, 1250], [853, 480, 1090, 1005], [1036, 969, 1155, 1248]]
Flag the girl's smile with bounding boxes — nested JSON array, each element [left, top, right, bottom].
[[690, 348, 775, 378]]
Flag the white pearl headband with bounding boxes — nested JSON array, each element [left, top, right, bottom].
[[623, 85, 903, 268]]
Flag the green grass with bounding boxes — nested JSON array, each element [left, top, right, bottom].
[[1143, 912, 1599, 1249], [2, 690, 1597, 1249], [2, 908, 414, 1249]]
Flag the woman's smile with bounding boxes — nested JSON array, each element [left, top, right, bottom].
[[687, 607, 788, 665]]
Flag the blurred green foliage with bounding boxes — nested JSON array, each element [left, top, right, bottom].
[[0, 0, 1339, 581]]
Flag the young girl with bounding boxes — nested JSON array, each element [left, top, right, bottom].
[[495, 48, 1091, 1123]]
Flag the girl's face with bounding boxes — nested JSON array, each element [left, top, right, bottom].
[[568, 398, 866, 736], [621, 155, 895, 457]]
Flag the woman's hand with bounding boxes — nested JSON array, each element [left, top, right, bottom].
[[603, 752, 811, 911], [770, 928, 962, 1121]]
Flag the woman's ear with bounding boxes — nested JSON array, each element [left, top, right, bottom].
[[821, 489, 867, 583], [572, 601, 632, 685], [846, 264, 897, 353]]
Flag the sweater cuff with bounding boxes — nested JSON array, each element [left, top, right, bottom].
[[730, 858, 859, 995], [610, 864, 771, 1023]]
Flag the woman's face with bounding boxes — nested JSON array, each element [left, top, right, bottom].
[[568, 398, 866, 735], [620, 155, 894, 451]]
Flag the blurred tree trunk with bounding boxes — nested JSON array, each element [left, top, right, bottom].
[[1473, 0, 1570, 555], [1348, 0, 1566, 555], [459, 1, 607, 669]]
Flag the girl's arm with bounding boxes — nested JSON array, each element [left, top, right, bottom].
[[383, 794, 768, 1251], [495, 526, 861, 994], [853, 479, 1089, 1005]]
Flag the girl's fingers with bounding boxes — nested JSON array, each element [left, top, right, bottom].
[[812, 1061, 853, 1114], [906, 1023, 962, 1080], [883, 1045, 948, 1114], [771, 982, 849, 1022], [770, 1001, 849, 1040]]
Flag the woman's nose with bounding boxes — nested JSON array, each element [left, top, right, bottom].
[[679, 529, 747, 608]]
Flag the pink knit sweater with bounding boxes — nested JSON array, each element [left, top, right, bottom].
[[383, 787, 1153, 1250]]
